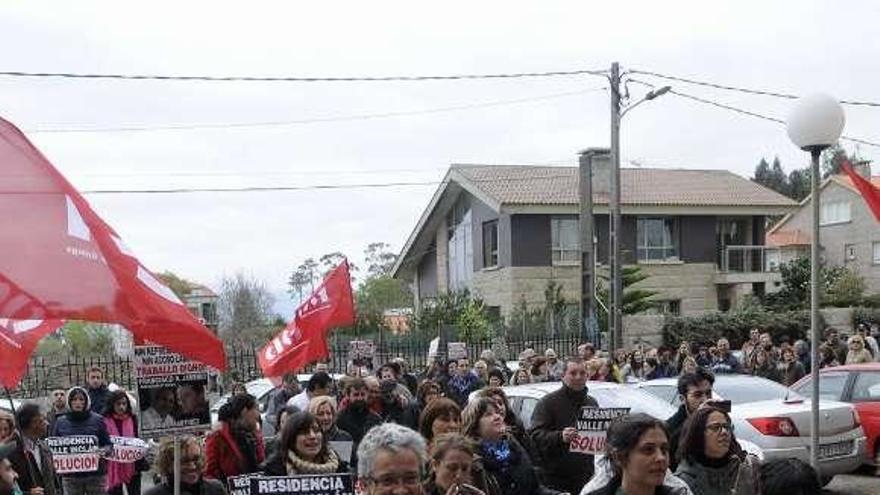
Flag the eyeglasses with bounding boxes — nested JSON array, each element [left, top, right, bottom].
[[705, 422, 733, 434], [368, 473, 423, 489]]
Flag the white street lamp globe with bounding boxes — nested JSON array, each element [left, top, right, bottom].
[[786, 93, 845, 151]]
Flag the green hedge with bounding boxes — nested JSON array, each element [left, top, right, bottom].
[[853, 307, 880, 327], [662, 309, 815, 348]]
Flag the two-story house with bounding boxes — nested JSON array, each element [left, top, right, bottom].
[[391, 150, 797, 325], [768, 162, 880, 292]]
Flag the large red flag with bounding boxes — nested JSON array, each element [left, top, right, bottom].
[[0, 319, 64, 388], [259, 261, 355, 377], [842, 161, 880, 222], [0, 117, 226, 370]]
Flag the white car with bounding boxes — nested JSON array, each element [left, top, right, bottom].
[[634, 375, 866, 482]]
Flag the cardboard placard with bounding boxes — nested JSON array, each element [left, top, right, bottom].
[[569, 407, 630, 454], [427, 337, 440, 360], [134, 345, 212, 439], [228, 472, 264, 495], [108, 436, 150, 463], [250, 474, 354, 495], [46, 436, 101, 474], [447, 342, 467, 360], [328, 441, 353, 463], [348, 340, 375, 360]]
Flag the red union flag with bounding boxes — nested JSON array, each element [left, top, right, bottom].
[[0, 117, 226, 371], [842, 160, 880, 223], [0, 319, 64, 388], [259, 261, 355, 376]]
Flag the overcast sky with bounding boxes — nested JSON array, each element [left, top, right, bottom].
[[3, 1, 879, 317]]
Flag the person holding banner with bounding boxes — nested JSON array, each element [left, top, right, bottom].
[[51, 387, 112, 495], [8, 404, 57, 495], [101, 391, 145, 495], [144, 436, 225, 495], [204, 394, 265, 484], [262, 411, 347, 476]]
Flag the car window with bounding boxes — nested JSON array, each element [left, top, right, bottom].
[[713, 378, 794, 404], [590, 388, 676, 420], [851, 372, 880, 402], [520, 398, 538, 429], [790, 372, 848, 401], [641, 384, 679, 405]]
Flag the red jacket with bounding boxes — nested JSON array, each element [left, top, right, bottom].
[[203, 422, 265, 482]]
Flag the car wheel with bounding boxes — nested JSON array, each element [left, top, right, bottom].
[[820, 475, 834, 487]]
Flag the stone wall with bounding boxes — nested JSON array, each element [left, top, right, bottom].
[[821, 307, 853, 333], [629, 262, 719, 314], [623, 315, 666, 347]]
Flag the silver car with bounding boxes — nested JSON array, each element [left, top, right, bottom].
[[634, 375, 866, 481]]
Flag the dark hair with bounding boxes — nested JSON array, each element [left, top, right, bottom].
[[759, 458, 820, 495], [282, 372, 298, 385], [418, 398, 461, 442], [275, 404, 299, 433], [102, 390, 133, 417], [344, 377, 367, 395], [416, 380, 442, 405], [461, 397, 498, 440], [677, 368, 716, 396], [677, 406, 743, 464], [477, 387, 516, 426], [217, 393, 257, 423], [15, 403, 43, 431], [604, 413, 669, 478], [86, 366, 104, 377], [429, 433, 476, 462], [487, 369, 504, 383], [529, 357, 548, 376], [280, 411, 330, 462], [307, 372, 333, 392], [379, 362, 401, 378]]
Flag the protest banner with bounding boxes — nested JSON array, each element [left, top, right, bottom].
[[108, 436, 150, 463], [447, 342, 467, 360], [250, 474, 354, 495], [569, 407, 630, 454], [427, 337, 440, 361], [46, 436, 101, 474], [134, 344, 211, 439], [228, 472, 264, 495], [348, 340, 375, 366]]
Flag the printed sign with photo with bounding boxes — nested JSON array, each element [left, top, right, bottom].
[[134, 345, 212, 439], [447, 342, 467, 360], [250, 474, 354, 495], [569, 407, 630, 454], [46, 436, 101, 474]]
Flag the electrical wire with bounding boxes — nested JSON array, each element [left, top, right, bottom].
[[630, 68, 880, 107], [25, 87, 608, 134], [0, 68, 607, 83]]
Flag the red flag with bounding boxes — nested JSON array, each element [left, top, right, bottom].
[[0, 117, 226, 370], [259, 261, 355, 376], [842, 161, 880, 222], [0, 319, 64, 388]]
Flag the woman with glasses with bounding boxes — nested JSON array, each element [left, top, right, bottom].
[[425, 433, 495, 495], [845, 335, 873, 364], [262, 411, 348, 475], [145, 435, 225, 495], [204, 393, 265, 483], [674, 406, 759, 495]]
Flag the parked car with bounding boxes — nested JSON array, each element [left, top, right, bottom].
[[634, 375, 866, 482], [210, 378, 276, 427], [791, 363, 880, 466]]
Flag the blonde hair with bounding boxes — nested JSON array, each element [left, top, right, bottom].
[[308, 395, 338, 416], [154, 436, 202, 478]]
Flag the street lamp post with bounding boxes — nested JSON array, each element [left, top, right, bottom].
[[786, 93, 845, 470]]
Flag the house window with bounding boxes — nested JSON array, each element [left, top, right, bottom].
[[482, 220, 499, 268], [653, 300, 681, 315], [637, 217, 679, 261], [551, 217, 579, 264], [820, 200, 851, 225], [447, 199, 473, 291], [873, 242, 880, 264]]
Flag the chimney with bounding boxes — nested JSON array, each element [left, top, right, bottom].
[[580, 147, 610, 195], [853, 160, 872, 179]]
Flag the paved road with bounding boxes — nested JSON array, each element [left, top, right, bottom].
[[824, 472, 879, 494]]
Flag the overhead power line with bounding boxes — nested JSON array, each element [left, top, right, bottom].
[[630, 68, 880, 107], [26, 87, 608, 134], [0, 68, 607, 83]]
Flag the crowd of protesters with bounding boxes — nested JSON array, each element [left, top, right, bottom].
[[0, 322, 869, 495]]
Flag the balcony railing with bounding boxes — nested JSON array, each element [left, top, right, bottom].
[[720, 245, 781, 273]]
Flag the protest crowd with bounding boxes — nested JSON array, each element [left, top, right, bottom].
[[3, 321, 871, 495]]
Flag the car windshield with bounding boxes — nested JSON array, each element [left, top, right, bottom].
[[591, 387, 676, 420], [212, 380, 275, 411], [714, 377, 799, 404]]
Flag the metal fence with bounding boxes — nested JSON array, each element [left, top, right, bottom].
[[11, 333, 584, 398]]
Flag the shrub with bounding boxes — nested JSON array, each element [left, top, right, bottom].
[[853, 307, 880, 328], [825, 268, 866, 307], [662, 309, 814, 348]]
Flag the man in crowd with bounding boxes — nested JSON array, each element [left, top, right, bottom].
[[336, 378, 383, 472], [577, 342, 596, 362], [741, 328, 761, 370], [825, 328, 849, 364], [545, 348, 565, 380], [288, 372, 333, 411], [9, 404, 56, 495], [710, 338, 740, 374], [84, 367, 109, 414], [141, 387, 177, 431], [666, 368, 716, 469], [0, 443, 21, 495], [529, 357, 598, 495], [265, 372, 299, 433], [47, 389, 67, 434], [444, 359, 481, 407], [356, 423, 426, 495]]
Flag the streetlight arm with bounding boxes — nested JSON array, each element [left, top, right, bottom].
[[620, 86, 671, 118]]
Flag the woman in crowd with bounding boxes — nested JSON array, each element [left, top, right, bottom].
[[679, 357, 698, 375], [529, 358, 550, 383], [695, 346, 713, 369], [487, 369, 505, 388], [52, 387, 113, 495], [419, 398, 462, 446], [476, 388, 533, 456], [146, 435, 226, 495], [424, 433, 496, 495], [582, 413, 689, 495], [510, 368, 530, 386], [474, 360, 490, 384], [621, 350, 648, 382], [262, 411, 347, 475], [0, 412, 13, 444], [780, 347, 806, 386], [204, 393, 265, 483], [417, 380, 443, 410], [309, 396, 353, 442], [750, 348, 780, 383], [845, 334, 873, 364], [818, 343, 840, 369], [674, 406, 759, 495], [461, 398, 552, 495], [102, 390, 146, 495]]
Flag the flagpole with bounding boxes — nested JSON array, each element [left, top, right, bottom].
[[173, 434, 180, 495], [3, 387, 15, 412]]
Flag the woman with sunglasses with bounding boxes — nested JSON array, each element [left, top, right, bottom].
[[674, 406, 759, 495]]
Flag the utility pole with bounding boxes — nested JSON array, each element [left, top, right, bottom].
[[579, 150, 597, 345], [609, 62, 623, 351]]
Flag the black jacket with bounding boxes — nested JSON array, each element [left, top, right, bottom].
[[7, 432, 58, 495], [477, 438, 556, 495], [87, 386, 110, 414], [665, 404, 689, 471], [144, 479, 227, 495], [528, 384, 598, 495]]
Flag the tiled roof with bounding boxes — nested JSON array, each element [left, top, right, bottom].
[[766, 228, 811, 247], [452, 165, 797, 207]]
